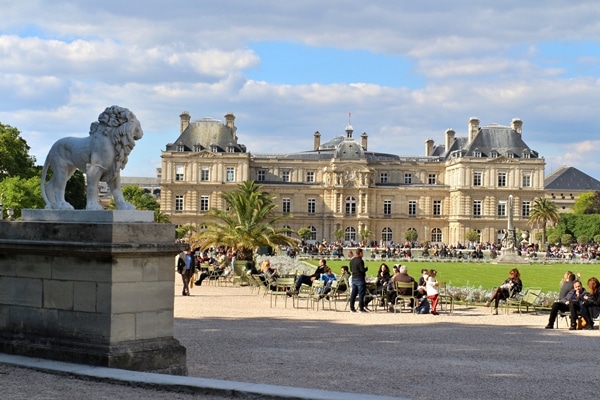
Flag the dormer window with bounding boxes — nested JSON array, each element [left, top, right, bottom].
[[473, 150, 481, 158], [227, 144, 235, 153], [490, 150, 498, 158], [194, 145, 202, 152], [211, 145, 218, 153], [506, 152, 514, 158], [177, 145, 184, 152], [522, 150, 530, 159]]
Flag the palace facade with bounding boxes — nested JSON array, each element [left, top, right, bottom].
[[159, 112, 546, 246]]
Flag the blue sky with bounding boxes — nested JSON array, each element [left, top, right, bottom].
[[1, 1, 600, 180]]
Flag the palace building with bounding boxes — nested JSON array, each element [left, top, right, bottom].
[[159, 112, 546, 246]]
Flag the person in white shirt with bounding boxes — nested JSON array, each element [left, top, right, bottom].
[[426, 269, 440, 315]]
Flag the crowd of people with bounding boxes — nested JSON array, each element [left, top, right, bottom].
[[175, 243, 600, 328]]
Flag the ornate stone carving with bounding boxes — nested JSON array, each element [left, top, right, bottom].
[[41, 106, 143, 210]]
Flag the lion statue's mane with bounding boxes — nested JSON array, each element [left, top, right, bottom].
[[41, 105, 143, 210]]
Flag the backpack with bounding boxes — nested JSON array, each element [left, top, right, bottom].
[[177, 256, 186, 274]]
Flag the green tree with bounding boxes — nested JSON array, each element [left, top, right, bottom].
[[176, 224, 196, 241], [0, 176, 45, 219], [298, 227, 313, 241], [0, 122, 37, 181], [333, 229, 344, 242], [528, 197, 560, 244], [193, 180, 297, 260], [465, 229, 480, 243], [108, 185, 167, 222], [359, 228, 372, 245], [404, 228, 418, 243], [64, 170, 87, 209], [572, 192, 596, 214]]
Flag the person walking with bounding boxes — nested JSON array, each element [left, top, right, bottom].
[[349, 248, 368, 313], [181, 247, 195, 296]]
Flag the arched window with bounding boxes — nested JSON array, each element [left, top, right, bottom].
[[309, 226, 317, 241], [381, 227, 393, 243], [345, 196, 357, 215], [431, 228, 442, 243], [283, 225, 292, 237], [344, 227, 356, 242]]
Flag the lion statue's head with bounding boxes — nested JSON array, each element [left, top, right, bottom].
[[89, 105, 144, 173]]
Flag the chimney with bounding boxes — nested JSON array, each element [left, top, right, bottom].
[[425, 138, 434, 156], [179, 111, 190, 133], [468, 117, 480, 143], [224, 112, 235, 129], [445, 129, 455, 155], [511, 118, 523, 135], [361, 132, 368, 151], [313, 131, 321, 151]]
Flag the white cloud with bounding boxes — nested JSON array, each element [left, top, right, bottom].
[[1, 1, 600, 180]]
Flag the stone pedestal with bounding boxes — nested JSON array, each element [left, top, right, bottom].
[[0, 211, 187, 375]]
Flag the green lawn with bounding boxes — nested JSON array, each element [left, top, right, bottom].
[[303, 258, 599, 293]]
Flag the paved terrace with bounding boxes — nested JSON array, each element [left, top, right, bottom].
[[2, 278, 599, 399]]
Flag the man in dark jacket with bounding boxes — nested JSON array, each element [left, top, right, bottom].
[[349, 248, 368, 312], [288, 258, 327, 296], [545, 276, 580, 329]]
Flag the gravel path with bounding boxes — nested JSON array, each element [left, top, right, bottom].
[[2, 278, 599, 399]]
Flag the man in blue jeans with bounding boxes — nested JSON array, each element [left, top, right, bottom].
[[349, 248, 368, 312]]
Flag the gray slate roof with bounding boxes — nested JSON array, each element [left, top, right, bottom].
[[545, 166, 600, 191], [437, 124, 538, 159]]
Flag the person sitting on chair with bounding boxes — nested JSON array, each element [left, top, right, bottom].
[[319, 266, 337, 298], [387, 264, 418, 312], [545, 276, 580, 329], [365, 263, 390, 308], [485, 268, 523, 315], [577, 277, 600, 330], [288, 258, 327, 296]]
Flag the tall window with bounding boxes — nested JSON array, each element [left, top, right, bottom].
[[175, 165, 185, 181], [282, 171, 290, 182], [431, 228, 442, 243], [408, 200, 417, 216], [404, 173, 412, 184], [380, 172, 388, 184], [344, 227, 357, 243], [201, 166, 210, 182], [382, 227, 393, 243], [175, 195, 184, 212], [282, 198, 291, 213], [257, 170, 266, 181], [428, 174, 436, 185], [522, 201, 531, 217], [473, 171, 482, 186], [308, 226, 317, 241], [522, 173, 531, 188], [226, 167, 235, 182], [433, 200, 441, 216], [498, 200, 506, 217], [497, 171, 507, 187], [383, 200, 392, 215], [307, 198, 316, 214], [345, 196, 357, 215], [200, 195, 209, 212], [306, 171, 315, 183], [283, 225, 292, 237], [473, 200, 482, 217]]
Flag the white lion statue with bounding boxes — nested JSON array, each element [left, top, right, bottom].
[[41, 105, 144, 210]]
